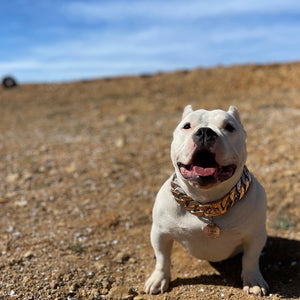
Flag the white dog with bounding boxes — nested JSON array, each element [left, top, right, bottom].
[[145, 105, 268, 296]]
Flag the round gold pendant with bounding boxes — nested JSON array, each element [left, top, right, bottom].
[[204, 223, 220, 239]]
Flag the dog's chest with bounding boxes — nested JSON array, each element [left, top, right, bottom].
[[168, 212, 243, 262]]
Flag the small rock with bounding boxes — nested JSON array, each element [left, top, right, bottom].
[[68, 289, 76, 296], [15, 197, 28, 207], [128, 257, 136, 264], [7, 290, 15, 296], [23, 276, 30, 283], [39, 145, 49, 152], [5, 173, 19, 183], [65, 164, 77, 173], [116, 137, 125, 148], [114, 252, 130, 264], [79, 289, 87, 297], [128, 287, 138, 297], [283, 170, 296, 176], [23, 171, 33, 181], [118, 115, 128, 123], [91, 289, 100, 298], [38, 166, 46, 173], [24, 251, 35, 259], [107, 286, 137, 300], [0, 197, 8, 203], [102, 171, 110, 178], [49, 169, 58, 176], [94, 261, 106, 271], [102, 279, 112, 290], [5, 192, 17, 198], [101, 287, 109, 295], [49, 280, 58, 289], [70, 282, 79, 291]]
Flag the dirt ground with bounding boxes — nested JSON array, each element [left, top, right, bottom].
[[0, 63, 299, 300]]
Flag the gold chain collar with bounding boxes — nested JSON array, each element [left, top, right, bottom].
[[171, 166, 252, 218]]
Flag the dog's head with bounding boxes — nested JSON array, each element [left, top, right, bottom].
[[171, 105, 247, 190]]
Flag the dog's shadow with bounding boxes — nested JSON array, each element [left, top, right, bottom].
[[170, 236, 300, 298]]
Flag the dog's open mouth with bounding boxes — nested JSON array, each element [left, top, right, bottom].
[[177, 151, 236, 187]]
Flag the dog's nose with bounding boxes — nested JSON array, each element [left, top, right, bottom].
[[193, 127, 218, 148]]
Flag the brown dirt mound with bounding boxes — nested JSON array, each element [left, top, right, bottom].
[[0, 63, 299, 299]]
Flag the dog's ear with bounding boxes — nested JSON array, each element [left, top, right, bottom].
[[182, 105, 193, 119], [228, 105, 241, 124]]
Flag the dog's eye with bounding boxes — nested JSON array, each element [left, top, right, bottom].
[[224, 123, 235, 132], [183, 123, 191, 129]]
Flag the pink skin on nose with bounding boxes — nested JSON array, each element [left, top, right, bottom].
[[185, 140, 197, 159]]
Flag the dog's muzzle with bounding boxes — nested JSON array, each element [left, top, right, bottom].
[[177, 150, 236, 188]]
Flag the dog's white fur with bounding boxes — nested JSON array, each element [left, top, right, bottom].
[[144, 105, 268, 296]]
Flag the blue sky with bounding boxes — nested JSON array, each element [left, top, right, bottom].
[[1, 0, 300, 83]]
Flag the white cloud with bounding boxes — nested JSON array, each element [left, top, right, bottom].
[[211, 24, 300, 43], [0, 60, 41, 70], [64, 0, 300, 22], [31, 26, 196, 60]]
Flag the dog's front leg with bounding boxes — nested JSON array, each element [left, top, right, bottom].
[[241, 233, 269, 296], [144, 226, 173, 294]]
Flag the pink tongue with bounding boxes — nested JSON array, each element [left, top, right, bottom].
[[192, 166, 216, 177]]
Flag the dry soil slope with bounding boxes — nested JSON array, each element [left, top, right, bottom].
[[0, 62, 299, 299]]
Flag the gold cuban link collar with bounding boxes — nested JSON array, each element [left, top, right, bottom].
[[171, 166, 252, 218]]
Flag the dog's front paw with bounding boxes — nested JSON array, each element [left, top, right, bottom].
[[144, 270, 170, 294], [242, 271, 269, 296]]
